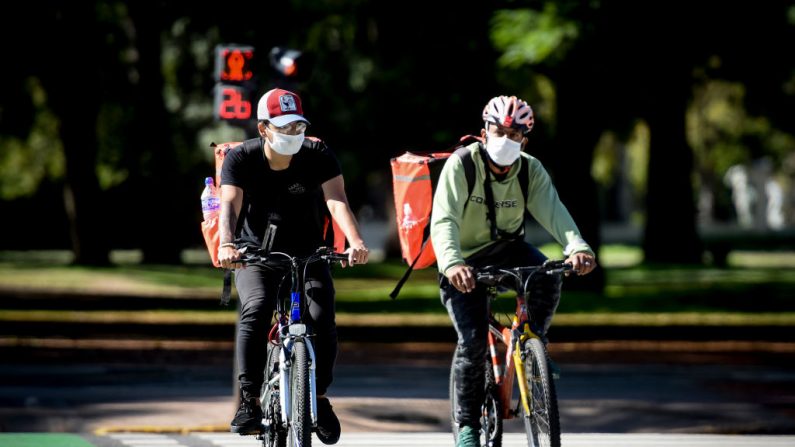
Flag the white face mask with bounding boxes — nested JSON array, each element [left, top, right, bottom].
[[485, 135, 521, 166], [266, 130, 305, 155]]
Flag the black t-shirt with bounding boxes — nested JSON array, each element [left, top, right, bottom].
[[220, 136, 342, 256]]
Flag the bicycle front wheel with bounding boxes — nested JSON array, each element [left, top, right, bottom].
[[521, 338, 560, 447], [261, 343, 286, 447], [288, 339, 311, 447]]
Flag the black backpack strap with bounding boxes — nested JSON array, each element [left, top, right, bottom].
[[492, 156, 532, 240], [518, 156, 530, 203], [389, 229, 430, 299], [480, 149, 532, 242], [220, 268, 233, 306], [453, 146, 477, 203], [477, 145, 500, 241], [516, 156, 531, 234]]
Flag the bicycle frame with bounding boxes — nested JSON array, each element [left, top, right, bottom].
[[480, 261, 570, 421], [486, 289, 539, 420]]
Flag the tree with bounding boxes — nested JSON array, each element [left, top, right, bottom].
[[126, 1, 184, 264], [490, 1, 743, 266], [490, 3, 607, 289], [39, 2, 111, 265]]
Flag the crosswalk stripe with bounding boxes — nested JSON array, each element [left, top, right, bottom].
[[107, 434, 186, 447], [193, 433, 261, 446], [97, 432, 795, 447]]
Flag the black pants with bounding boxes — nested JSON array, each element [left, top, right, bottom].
[[441, 240, 562, 429], [234, 262, 337, 399]]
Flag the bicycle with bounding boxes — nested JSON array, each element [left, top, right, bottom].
[[450, 260, 572, 447], [237, 246, 348, 447]]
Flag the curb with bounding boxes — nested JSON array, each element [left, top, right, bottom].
[[94, 425, 229, 435]]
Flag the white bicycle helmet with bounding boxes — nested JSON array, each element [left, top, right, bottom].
[[482, 95, 534, 133]]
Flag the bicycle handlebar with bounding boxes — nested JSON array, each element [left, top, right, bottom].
[[474, 260, 572, 287], [237, 246, 348, 267]]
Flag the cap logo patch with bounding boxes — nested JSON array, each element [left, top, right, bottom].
[[279, 95, 297, 113]]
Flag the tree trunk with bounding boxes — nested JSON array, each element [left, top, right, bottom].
[[642, 78, 702, 264], [547, 69, 605, 293], [48, 2, 110, 266], [127, 2, 183, 264]]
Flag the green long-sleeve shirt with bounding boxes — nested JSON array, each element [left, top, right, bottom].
[[430, 142, 593, 275]]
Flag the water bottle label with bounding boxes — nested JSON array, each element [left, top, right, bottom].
[[202, 197, 220, 211]]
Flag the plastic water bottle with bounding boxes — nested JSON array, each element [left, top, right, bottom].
[[201, 177, 220, 220]]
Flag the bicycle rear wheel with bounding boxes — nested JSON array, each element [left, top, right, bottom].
[[449, 351, 503, 447], [521, 338, 560, 447], [288, 339, 311, 447]]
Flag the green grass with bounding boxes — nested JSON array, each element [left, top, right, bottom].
[[0, 262, 225, 297], [1, 247, 794, 326]]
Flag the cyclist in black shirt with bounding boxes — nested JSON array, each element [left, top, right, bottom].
[[218, 88, 369, 445]]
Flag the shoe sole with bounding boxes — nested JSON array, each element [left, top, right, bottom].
[[230, 425, 263, 435], [315, 428, 340, 445], [315, 434, 340, 445]]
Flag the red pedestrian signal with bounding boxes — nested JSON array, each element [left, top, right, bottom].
[[215, 45, 254, 83]]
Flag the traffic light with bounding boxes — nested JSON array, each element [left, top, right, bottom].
[[269, 47, 314, 82], [213, 44, 256, 126], [215, 45, 254, 82]]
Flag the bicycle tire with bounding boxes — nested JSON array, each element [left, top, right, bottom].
[[261, 343, 286, 447], [449, 351, 503, 447], [521, 338, 560, 447], [288, 339, 312, 447]]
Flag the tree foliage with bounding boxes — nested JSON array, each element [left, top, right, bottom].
[[0, 0, 792, 272]]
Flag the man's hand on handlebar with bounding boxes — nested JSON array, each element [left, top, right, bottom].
[[446, 264, 475, 294], [218, 245, 244, 270], [565, 252, 596, 276], [341, 244, 369, 268]]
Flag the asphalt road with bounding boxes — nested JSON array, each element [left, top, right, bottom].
[[4, 432, 795, 447], [1, 341, 793, 435]]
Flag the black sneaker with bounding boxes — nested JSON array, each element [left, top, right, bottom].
[[230, 397, 262, 435], [315, 397, 341, 444]]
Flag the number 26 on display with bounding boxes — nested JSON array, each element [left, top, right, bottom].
[[216, 86, 251, 120]]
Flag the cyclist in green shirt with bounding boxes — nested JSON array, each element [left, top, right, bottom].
[[431, 95, 596, 447]]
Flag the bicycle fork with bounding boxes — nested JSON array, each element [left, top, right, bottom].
[[278, 334, 319, 429], [513, 338, 531, 416], [513, 325, 537, 418]]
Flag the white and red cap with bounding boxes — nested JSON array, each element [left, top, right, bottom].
[[256, 88, 310, 126]]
